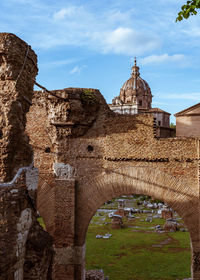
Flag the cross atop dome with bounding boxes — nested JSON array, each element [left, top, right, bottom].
[[131, 57, 140, 78]]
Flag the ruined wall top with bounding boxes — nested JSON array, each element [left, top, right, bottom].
[[0, 33, 38, 182]]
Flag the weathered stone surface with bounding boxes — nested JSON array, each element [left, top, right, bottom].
[[0, 173, 53, 280], [53, 163, 75, 180], [23, 221, 54, 280], [163, 219, 180, 232], [85, 270, 104, 280], [0, 33, 38, 182], [0, 33, 53, 280], [111, 214, 123, 229], [162, 208, 173, 220], [54, 245, 85, 265]]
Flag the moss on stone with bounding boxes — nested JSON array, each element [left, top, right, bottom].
[[81, 89, 98, 106]]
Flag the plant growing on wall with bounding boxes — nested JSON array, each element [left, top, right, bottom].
[[81, 89, 97, 106]]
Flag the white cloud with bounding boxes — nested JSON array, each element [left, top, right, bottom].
[[53, 6, 87, 21], [53, 7, 74, 20], [140, 54, 186, 65], [27, 4, 161, 56], [69, 65, 86, 74], [183, 26, 200, 37], [1, 1, 197, 61], [96, 27, 160, 56]]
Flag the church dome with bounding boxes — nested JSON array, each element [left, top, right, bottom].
[[121, 76, 151, 94], [113, 59, 152, 110]]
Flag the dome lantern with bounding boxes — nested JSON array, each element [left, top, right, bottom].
[[131, 57, 140, 80]]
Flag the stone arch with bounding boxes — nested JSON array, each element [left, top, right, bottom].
[[76, 166, 199, 278]]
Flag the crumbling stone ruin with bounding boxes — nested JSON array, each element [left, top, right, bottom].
[[111, 214, 123, 229], [85, 270, 105, 280], [163, 218, 180, 232], [0, 33, 53, 280], [1, 33, 200, 280], [161, 206, 173, 220], [0, 33, 37, 182]]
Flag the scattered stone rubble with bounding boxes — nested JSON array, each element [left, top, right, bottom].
[[111, 214, 123, 229], [161, 205, 173, 220], [85, 270, 105, 280], [164, 218, 180, 232], [96, 233, 112, 239], [95, 196, 186, 236]]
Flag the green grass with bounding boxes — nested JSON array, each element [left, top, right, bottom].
[[86, 214, 191, 280]]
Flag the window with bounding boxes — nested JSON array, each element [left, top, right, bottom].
[[139, 100, 142, 106], [158, 121, 161, 126]]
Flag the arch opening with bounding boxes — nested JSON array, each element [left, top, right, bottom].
[[76, 166, 199, 279]]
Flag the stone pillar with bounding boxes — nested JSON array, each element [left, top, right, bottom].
[[52, 177, 75, 280], [117, 199, 125, 217], [47, 163, 84, 280], [54, 243, 86, 280], [118, 199, 125, 209]]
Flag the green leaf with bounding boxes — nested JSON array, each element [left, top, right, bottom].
[[181, 4, 187, 10], [177, 15, 183, 21], [177, 0, 200, 21]]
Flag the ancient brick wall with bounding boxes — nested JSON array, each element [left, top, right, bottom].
[[27, 87, 199, 194], [26, 87, 200, 279]]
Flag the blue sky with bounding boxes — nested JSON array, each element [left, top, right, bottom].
[[1, 0, 200, 123]]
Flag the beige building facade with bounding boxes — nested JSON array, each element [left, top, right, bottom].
[[175, 103, 200, 137]]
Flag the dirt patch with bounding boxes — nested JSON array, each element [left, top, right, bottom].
[[108, 263, 115, 266], [114, 252, 127, 259], [167, 247, 191, 253]]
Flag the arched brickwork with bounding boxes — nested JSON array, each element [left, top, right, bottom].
[[76, 166, 199, 278]]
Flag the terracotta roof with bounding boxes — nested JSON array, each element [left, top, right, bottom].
[[148, 108, 171, 115], [174, 102, 200, 117]]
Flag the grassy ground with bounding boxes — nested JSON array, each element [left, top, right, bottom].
[[86, 213, 191, 280]]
